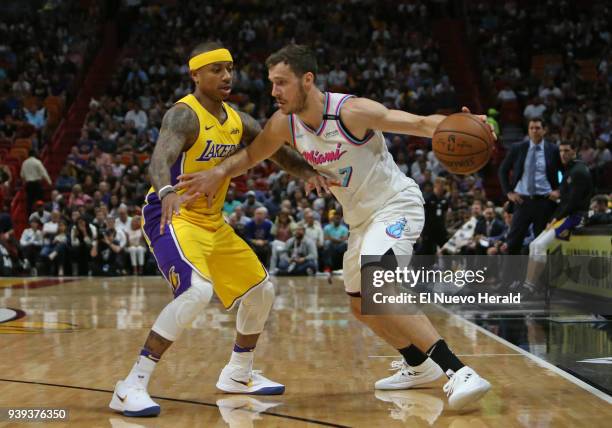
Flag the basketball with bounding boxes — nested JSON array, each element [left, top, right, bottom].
[[432, 113, 494, 175]]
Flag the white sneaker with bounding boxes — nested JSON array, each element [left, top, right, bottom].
[[443, 366, 491, 410], [216, 364, 285, 395], [375, 390, 444, 425], [375, 358, 444, 390], [109, 380, 160, 417], [217, 396, 281, 426]]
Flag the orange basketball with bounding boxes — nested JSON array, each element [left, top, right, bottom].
[[432, 113, 493, 175]]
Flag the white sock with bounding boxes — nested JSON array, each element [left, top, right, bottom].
[[125, 355, 156, 388], [229, 350, 254, 378]]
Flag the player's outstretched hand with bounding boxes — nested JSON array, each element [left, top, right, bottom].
[[304, 174, 341, 196], [160, 192, 181, 235], [461, 106, 498, 141], [176, 168, 226, 208]]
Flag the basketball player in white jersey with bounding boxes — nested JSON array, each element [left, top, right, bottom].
[[177, 44, 492, 410]]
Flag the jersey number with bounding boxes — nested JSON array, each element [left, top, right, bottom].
[[338, 166, 353, 187]]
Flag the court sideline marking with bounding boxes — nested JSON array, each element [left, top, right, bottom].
[[0, 378, 351, 428], [436, 305, 612, 405]]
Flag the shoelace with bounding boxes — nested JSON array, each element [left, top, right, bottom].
[[442, 374, 458, 397], [443, 372, 472, 397], [389, 360, 417, 376]]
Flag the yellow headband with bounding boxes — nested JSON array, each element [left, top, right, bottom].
[[188, 49, 233, 71]]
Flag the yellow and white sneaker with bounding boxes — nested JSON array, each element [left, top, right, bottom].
[[109, 380, 161, 417], [216, 364, 285, 395], [443, 366, 491, 410], [375, 358, 444, 390]]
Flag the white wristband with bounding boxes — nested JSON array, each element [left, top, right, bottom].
[[158, 185, 175, 199]]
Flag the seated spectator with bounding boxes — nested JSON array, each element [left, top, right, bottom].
[[29, 200, 51, 223], [245, 207, 273, 266], [70, 217, 97, 275], [40, 211, 61, 265], [56, 166, 77, 192], [242, 190, 263, 217], [124, 101, 148, 133], [467, 205, 505, 254], [440, 200, 483, 255], [115, 205, 132, 236], [299, 208, 325, 250], [0, 202, 18, 275], [45, 220, 69, 276], [232, 205, 251, 226], [68, 184, 92, 208], [92, 226, 124, 276], [587, 195, 612, 225], [276, 225, 318, 276], [323, 210, 349, 272], [223, 189, 242, 215], [269, 208, 296, 273], [487, 208, 513, 256], [126, 216, 146, 275], [20, 218, 43, 274]]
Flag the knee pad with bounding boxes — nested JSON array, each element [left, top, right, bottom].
[[236, 281, 275, 335], [152, 271, 213, 341]]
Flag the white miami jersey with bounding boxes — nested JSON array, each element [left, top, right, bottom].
[[289, 92, 423, 227]]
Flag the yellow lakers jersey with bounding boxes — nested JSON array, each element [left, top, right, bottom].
[[148, 94, 243, 229]]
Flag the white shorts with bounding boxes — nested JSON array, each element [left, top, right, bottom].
[[343, 191, 424, 294]]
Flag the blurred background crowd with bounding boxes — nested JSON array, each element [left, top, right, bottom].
[[0, 0, 610, 277]]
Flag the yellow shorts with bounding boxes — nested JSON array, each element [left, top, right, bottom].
[[142, 203, 267, 309]]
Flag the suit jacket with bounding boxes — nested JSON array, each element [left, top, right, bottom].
[[498, 140, 561, 196], [475, 217, 505, 238]]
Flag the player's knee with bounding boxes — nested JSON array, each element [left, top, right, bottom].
[[174, 272, 214, 328], [236, 280, 275, 335], [152, 273, 213, 341]]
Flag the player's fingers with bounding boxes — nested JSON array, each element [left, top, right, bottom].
[[461, 106, 470, 113], [315, 180, 324, 197], [160, 205, 168, 234], [327, 179, 341, 187], [177, 173, 194, 182]]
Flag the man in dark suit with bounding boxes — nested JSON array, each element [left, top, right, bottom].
[[498, 118, 562, 254], [464, 205, 505, 254]]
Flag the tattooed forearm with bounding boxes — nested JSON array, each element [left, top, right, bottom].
[[149, 105, 198, 192], [270, 145, 317, 180], [237, 111, 263, 146], [236, 111, 315, 179]]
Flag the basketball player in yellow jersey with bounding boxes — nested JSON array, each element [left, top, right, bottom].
[[109, 42, 329, 417]]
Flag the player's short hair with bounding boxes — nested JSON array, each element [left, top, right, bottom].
[[559, 140, 578, 150], [528, 117, 546, 128], [265, 44, 318, 78], [592, 194, 609, 205], [189, 41, 225, 60]]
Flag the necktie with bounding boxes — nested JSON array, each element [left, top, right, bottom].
[[527, 145, 540, 195]]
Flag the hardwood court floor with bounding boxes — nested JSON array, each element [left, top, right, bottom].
[[0, 276, 611, 428]]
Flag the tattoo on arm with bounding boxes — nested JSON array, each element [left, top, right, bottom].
[[270, 144, 316, 180], [149, 105, 198, 192], [238, 111, 263, 146]]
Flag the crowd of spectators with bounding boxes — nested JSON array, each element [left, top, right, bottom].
[[468, 0, 612, 188], [1, 0, 610, 277], [0, 1, 105, 207]]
